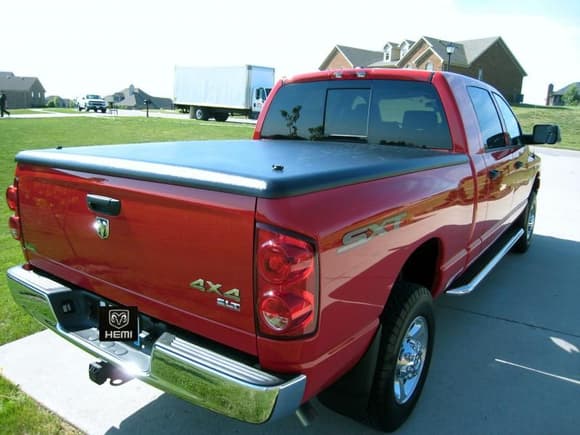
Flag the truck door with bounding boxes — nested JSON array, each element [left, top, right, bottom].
[[467, 86, 517, 242], [252, 87, 267, 114], [492, 92, 533, 212]]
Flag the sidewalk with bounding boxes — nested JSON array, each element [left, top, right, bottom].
[[0, 108, 257, 124]]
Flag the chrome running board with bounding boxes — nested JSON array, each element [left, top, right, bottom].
[[445, 228, 524, 296]]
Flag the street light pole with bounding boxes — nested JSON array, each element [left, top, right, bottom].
[[445, 43, 456, 71]]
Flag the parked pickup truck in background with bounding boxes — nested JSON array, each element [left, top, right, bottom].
[[6, 69, 560, 432], [77, 94, 107, 113]]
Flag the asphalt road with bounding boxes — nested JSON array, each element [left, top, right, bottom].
[[0, 147, 578, 434]]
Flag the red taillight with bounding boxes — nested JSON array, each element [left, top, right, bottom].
[[9, 216, 21, 240], [6, 185, 18, 211], [6, 183, 22, 241], [256, 226, 318, 337]]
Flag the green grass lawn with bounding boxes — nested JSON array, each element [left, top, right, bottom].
[[513, 104, 579, 150], [0, 117, 254, 346], [0, 106, 577, 431], [0, 116, 253, 433]]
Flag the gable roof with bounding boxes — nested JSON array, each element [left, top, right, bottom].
[[396, 36, 526, 76], [106, 86, 172, 109], [0, 75, 45, 92], [553, 82, 580, 96], [458, 36, 499, 63], [337, 45, 383, 67], [319, 45, 383, 70], [419, 36, 467, 67]]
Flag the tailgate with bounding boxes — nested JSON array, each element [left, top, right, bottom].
[[16, 164, 258, 354]]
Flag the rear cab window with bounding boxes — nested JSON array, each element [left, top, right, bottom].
[[260, 80, 453, 149]]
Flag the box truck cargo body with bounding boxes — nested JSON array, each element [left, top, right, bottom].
[[174, 65, 275, 121]]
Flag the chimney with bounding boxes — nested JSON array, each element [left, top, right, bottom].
[[546, 83, 554, 106]]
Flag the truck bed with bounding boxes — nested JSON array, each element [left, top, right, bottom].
[[16, 140, 469, 198]]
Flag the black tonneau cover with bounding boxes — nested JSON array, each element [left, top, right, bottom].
[[16, 140, 468, 198]]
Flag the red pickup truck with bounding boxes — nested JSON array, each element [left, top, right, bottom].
[[6, 69, 560, 431]]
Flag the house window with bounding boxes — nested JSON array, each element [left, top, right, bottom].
[[425, 62, 434, 71], [32, 91, 35, 98], [384, 48, 391, 62]]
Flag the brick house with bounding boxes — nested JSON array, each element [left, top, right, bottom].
[[320, 36, 527, 103], [0, 72, 46, 108]]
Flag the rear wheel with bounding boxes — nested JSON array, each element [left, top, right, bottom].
[[368, 282, 434, 432], [513, 191, 537, 253], [194, 107, 209, 121], [214, 113, 228, 122]]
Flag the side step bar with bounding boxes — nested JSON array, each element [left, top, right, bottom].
[[445, 228, 524, 296]]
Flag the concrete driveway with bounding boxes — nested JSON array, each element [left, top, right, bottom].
[[0, 147, 578, 434]]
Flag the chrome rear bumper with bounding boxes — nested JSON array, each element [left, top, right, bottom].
[[7, 265, 305, 424]]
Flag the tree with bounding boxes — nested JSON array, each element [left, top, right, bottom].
[[562, 85, 580, 106]]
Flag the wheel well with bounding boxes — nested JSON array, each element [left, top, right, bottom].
[[399, 238, 440, 293]]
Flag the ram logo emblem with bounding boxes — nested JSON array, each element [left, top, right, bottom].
[[93, 217, 110, 240], [108, 309, 129, 329]]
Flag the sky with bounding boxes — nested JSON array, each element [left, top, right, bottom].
[[1, 0, 579, 105]]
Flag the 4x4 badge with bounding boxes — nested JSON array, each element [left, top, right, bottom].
[[94, 217, 110, 240]]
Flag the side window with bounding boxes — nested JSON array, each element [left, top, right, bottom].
[[467, 86, 506, 149], [493, 93, 523, 146]]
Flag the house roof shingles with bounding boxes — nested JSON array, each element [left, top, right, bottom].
[[0, 75, 45, 92], [336, 45, 383, 68], [553, 82, 580, 96]]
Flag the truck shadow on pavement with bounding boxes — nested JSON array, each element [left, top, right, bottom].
[[105, 234, 580, 435]]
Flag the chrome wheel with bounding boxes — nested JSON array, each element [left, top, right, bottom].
[[393, 316, 429, 404]]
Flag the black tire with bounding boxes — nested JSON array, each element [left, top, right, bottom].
[[214, 113, 228, 122], [368, 282, 434, 432], [78, 106, 83, 112], [513, 191, 537, 253], [100, 108, 106, 113], [194, 107, 209, 121]]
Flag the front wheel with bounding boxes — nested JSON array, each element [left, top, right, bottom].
[[513, 191, 537, 253], [368, 282, 434, 432]]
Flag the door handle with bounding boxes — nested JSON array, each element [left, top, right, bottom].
[[86, 194, 121, 216], [488, 169, 501, 180], [514, 161, 524, 169]]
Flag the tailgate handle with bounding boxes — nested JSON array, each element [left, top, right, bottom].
[[86, 194, 121, 216]]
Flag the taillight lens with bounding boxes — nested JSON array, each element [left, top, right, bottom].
[[256, 226, 318, 337], [6, 185, 18, 211], [9, 216, 21, 240], [6, 183, 22, 241]]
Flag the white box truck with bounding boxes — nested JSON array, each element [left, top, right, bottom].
[[174, 65, 275, 121]]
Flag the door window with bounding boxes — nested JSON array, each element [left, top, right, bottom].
[[493, 93, 523, 146], [468, 86, 506, 149]]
